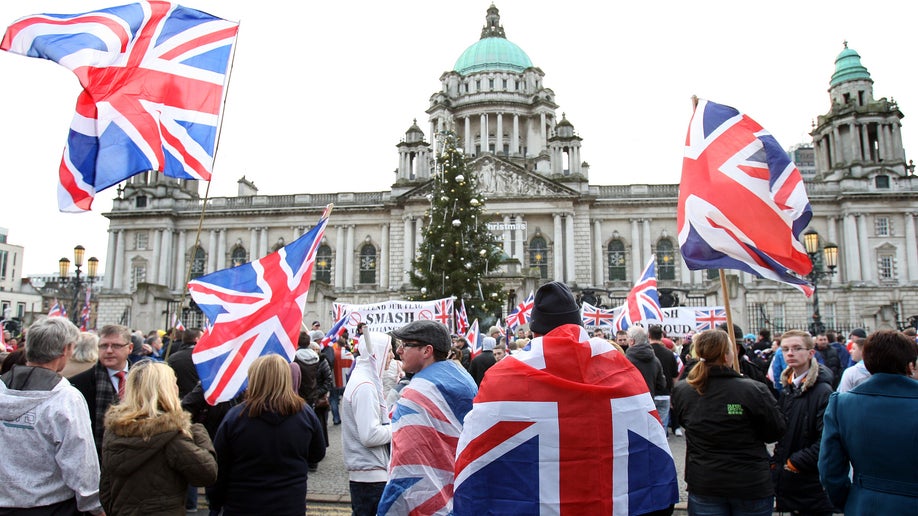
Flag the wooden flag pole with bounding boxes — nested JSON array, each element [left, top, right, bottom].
[[719, 269, 740, 372]]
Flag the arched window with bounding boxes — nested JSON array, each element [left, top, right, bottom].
[[359, 244, 377, 284], [607, 240, 626, 281], [656, 239, 676, 280], [315, 244, 332, 283], [231, 246, 247, 267], [190, 246, 206, 279], [529, 236, 548, 279]]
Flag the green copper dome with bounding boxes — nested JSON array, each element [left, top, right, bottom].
[[453, 5, 532, 76], [830, 43, 871, 86]]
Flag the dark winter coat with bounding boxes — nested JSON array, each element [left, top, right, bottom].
[[208, 402, 326, 515], [672, 366, 785, 498], [625, 342, 666, 397], [651, 342, 678, 394], [469, 350, 496, 386], [100, 410, 217, 515], [772, 359, 835, 514], [814, 345, 842, 388], [294, 348, 333, 406], [166, 346, 199, 399]]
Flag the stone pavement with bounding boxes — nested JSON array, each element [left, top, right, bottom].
[[304, 421, 693, 513]]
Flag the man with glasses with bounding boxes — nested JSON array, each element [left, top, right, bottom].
[[772, 329, 835, 516], [377, 320, 476, 515], [69, 324, 133, 455]]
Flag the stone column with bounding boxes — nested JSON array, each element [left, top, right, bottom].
[[174, 230, 186, 288], [593, 219, 603, 286], [402, 217, 413, 285], [833, 126, 844, 163], [335, 226, 346, 289], [540, 112, 547, 147], [631, 219, 641, 280], [104, 230, 116, 289], [861, 126, 871, 161], [905, 213, 918, 282], [380, 224, 390, 290], [844, 214, 861, 282], [565, 214, 575, 283], [553, 213, 563, 280], [250, 228, 259, 260], [511, 114, 519, 154], [827, 216, 838, 245], [345, 225, 355, 288], [496, 112, 503, 155], [207, 230, 218, 273], [160, 229, 173, 288], [464, 117, 472, 155], [856, 214, 872, 282], [514, 215, 525, 263], [114, 230, 125, 291], [642, 219, 653, 271], [480, 113, 489, 153], [217, 229, 226, 270], [259, 228, 268, 260], [850, 123, 860, 162], [151, 229, 162, 286], [502, 215, 512, 255]]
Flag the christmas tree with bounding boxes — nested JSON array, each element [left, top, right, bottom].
[[411, 132, 504, 324]]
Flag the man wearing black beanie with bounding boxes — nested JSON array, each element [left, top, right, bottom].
[[454, 281, 678, 515]]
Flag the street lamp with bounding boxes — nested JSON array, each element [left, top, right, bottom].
[[58, 245, 99, 326], [803, 229, 838, 335]]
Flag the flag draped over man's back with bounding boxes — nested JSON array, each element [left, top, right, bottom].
[[613, 257, 664, 332], [1, 1, 238, 212], [188, 206, 332, 405], [454, 325, 678, 514], [679, 98, 814, 295]]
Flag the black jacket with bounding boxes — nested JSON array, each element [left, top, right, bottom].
[[772, 360, 835, 513], [166, 345, 199, 399], [672, 366, 785, 498], [651, 343, 678, 395], [469, 350, 496, 386], [625, 343, 666, 397]]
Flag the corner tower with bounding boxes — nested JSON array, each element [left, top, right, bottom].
[[811, 43, 908, 180]]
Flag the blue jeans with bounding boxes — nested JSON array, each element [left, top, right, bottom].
[[349, 481, 386, 516], [688, 493, 774, 516], [653, 395, 671, 430], [330, 386, 344, 424]]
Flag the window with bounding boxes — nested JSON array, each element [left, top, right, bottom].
[[502, 78, 508, 89], [489, 78, 494, 89], [656, 239, 676, 280], [875, 216, 890, 237], [135, 196, 147, 208], [359, 244, 377, 284], [475, 80, 481, 91], [231, 246, 247, 267], [16, 303, 24, 319], [707, 269, 719, 280], [190, 246, 206, 279], [529, 236, 548, 279], [773, 303, 785, 333], [315, 244, 332, 283], [135, 232, 149, 250], [875, 175, 890, 189], [131, 262, 147, 290], [0, 250, 7, 280], [878, 254, 895, 281], [464, 83, 469, 93], [824, 302, 837, 330], [607, 240, 626, 281]]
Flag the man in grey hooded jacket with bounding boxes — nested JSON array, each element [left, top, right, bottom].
[[0, 317, 104, 515]]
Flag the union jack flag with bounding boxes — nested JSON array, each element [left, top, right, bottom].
[[320, 315, 347, 348], [694, 307, 727, 331], [581, 301, 615, 328], [171, 311, 185, 332], [613, 257, 664, 332], [505, 290, 534, 331], [465, 319, 481, 360], [47, 298, 65, 317], [454, 325, 678, 514], [1, 1, 238, 212], [679, 98, 814, 295], [188, 205, 331, 405], [433, 298, 453, 326], [456, 299, 470, 335], [378, 360, 477, 515]]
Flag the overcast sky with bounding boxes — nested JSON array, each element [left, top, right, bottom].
[[1, 0, 915, 276]]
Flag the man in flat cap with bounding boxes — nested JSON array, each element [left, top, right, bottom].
[[454, 281, 679, 515], [377, 320, 476, 516]]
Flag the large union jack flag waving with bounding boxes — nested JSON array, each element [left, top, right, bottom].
[[613, 257, 664, 332], [505, 290, 534, 331], [1, 1, 238, 212], [454, 325, 678, 514], [679, 98, 814, 295], [581, 301, 615, 328], [188, 205, 331, 405]]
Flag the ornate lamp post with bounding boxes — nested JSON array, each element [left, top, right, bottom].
[[803, 229, 838, 335], [58, 245, 99, 326]]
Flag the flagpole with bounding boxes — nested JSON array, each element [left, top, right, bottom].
[[719, 269, 740, 372]]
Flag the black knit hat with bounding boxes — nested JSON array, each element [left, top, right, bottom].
[[529, 281, 582, 334]]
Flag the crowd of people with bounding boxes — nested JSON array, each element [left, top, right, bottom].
[[1, 290, 917, 515]]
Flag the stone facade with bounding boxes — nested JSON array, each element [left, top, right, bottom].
[[98, 10, 918, 335]]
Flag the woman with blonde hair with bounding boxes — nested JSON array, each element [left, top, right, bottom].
[[208, 353, 326, 515], [672, 329, 786, 516], [100, 360, 217, 515]]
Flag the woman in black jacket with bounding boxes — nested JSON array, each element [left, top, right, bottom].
[[672, 329, 786, 516]]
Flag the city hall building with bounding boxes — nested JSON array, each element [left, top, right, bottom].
[[96, 6, 918, 335]]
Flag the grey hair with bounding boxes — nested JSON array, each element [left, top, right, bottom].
[[627, 326, 650, 346], [26, 317, 80, 364], [72, 332, 100, 362]]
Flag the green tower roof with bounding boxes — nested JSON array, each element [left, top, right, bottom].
[[830, 43, 871, 86], [453, 5, 533, 76]]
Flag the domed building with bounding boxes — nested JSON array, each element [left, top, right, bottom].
[[98, 7, 918, 335]]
